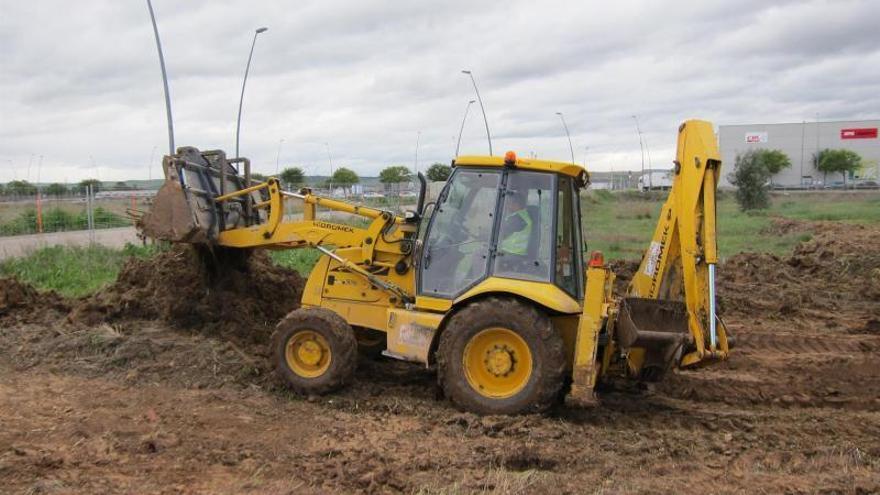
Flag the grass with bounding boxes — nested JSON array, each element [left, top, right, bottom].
[[582, 190, 880, 261], [2, 191, 877, 296], [269, 248, 323, 274], [0, 243, 160, 297]]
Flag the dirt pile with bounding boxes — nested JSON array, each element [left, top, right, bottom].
[[720, 224, 880, 331], [68, 246, 304, 344], [0, 277, 68, 324]]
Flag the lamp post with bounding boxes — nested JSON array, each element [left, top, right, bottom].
[[455, 100, 475, 157], [325, 142, 333, 194], [235, 26, 268, 158], [275, 138, 285, 175], [414, 131, 421, 176], [146, 0, 175, 156], [461, 70, 492, 155], [556, 112, 575, 164], [632, 115, 645, 191]]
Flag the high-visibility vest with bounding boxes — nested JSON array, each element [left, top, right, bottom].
[[500, 209, 532, 256]]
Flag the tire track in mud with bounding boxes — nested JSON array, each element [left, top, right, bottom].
[[658, 328, 880, 411]]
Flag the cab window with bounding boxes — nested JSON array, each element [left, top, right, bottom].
[[419, 169, 501, 298], [492, 171, 553, 282]]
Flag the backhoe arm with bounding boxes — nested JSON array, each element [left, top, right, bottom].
[[627, 119, 729, 366]]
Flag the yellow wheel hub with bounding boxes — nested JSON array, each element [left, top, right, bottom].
[[285, 330, 332, 378], [463, 327, 533, 399]]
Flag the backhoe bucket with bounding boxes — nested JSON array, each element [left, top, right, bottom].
[[616, 297, 690, 381], [138, 147, 266, 244]]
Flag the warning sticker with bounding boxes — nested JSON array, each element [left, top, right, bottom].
[[644, 241, 662, 277]]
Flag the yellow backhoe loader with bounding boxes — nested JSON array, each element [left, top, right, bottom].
[[140, 119, 730, 414]]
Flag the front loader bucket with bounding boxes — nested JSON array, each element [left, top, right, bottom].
[[139, 147, 267, 245], [138, 179, 209, 243], [616, 297, 690, 381]]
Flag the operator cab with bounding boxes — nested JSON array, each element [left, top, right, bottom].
[[419, 153, 589, 303]]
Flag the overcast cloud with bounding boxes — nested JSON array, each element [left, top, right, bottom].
[[1, 0, 878, 182]]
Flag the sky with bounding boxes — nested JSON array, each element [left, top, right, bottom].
[[1, 0, 879, 183]]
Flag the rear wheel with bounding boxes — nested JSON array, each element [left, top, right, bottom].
[[437, 297, 565, 415], [272, 308, 357, 395]]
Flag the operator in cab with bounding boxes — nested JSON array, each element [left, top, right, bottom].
[[499, 191, 532, 255]]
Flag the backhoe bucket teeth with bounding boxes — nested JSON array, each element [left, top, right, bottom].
[[138, 179, 210, 244], [616, 297, 690, 381]]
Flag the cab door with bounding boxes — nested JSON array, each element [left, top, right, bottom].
[[418, 169, 501, 298]]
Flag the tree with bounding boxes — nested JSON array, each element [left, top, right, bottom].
[[815, 148, 862, 186], [6, 180, 37, 196], [330, 167, 359, 195], [45, 183, 69, 197], [280, 167, 305, 189], [728, 149, 791, 211], [426, 163, 452, 182], [379, 165, 413, 196], [77, 179, 102, 194], [250, 172, 267, 182]]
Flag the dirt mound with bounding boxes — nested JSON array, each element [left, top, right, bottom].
[[719, 224, 880, 330], [68, 246, 304, 344], [0, 277, 69, 324]]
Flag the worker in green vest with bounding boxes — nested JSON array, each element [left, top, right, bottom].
[[499, 191, 533, 257]]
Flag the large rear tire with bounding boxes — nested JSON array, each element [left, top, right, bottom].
[[437, 297, 565, 415], [272, 307, 357, 395]]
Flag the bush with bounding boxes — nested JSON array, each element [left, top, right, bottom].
[[0, 207, 130, 236], [729, 149, 791, 211]]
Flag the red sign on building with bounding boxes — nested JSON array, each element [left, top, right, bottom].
[[840, 128, 878, 139]]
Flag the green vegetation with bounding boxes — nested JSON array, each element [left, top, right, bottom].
[[4, 180, 37, 196], [0, 207, 130, 236], [280, 167, 305, 188], [76, 178, 102, 194], [814, 148, 863, 185], [2, 191, 876, 297], [582, 190, 880, 260], [0, 243, 159, 297], [269, 248, 323, 275], [426, 163, 451, 182], [728, 149, 791, 210], [329, 167, 359, 193]]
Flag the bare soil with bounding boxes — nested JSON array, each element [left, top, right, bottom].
[[2, 223, 879, 494]]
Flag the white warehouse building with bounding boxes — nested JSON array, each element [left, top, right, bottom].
[[718, 119, 880, 188]]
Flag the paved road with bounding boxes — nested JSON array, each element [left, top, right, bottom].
[[0, 227, 140, 260]]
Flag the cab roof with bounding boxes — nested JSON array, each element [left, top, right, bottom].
[[454, 154, 589, 182]]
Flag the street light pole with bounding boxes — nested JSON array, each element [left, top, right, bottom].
[[556, 112, 575, 164], [414, 131, 421, 176], [235, 27, 268, 158], [146, 0, 175, 156], [583, 146, 589, 167], [325, 142, 333, 194], [275, 138, 284, 175], [455, 100, 475, 157], [462, 70, 492, 155], [632, 115, 645, 191]]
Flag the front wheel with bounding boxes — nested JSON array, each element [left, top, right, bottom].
[[437, 297, 565, 415], [272, 308, 357, 395]]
